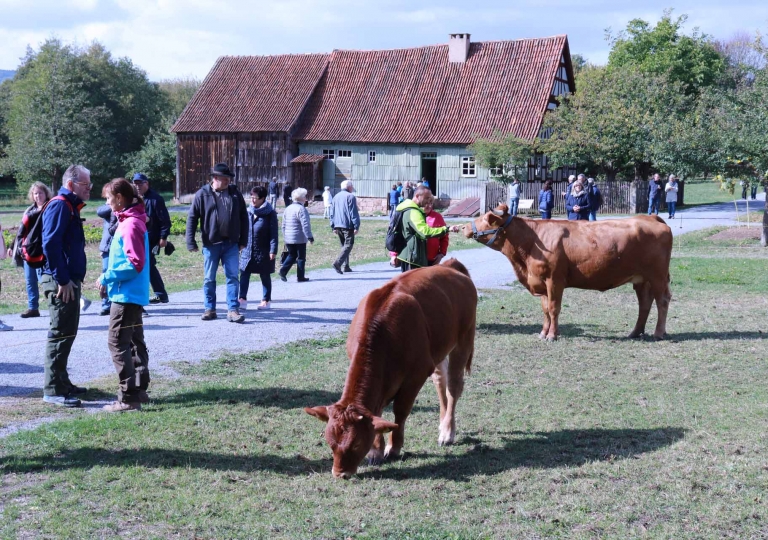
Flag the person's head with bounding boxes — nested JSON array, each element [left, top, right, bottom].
[[424, 201, 435, 214], [104, 177, 141, 213], [27, 181, 52, 207], [132, 172, 149, 196], [292, 187, 308, 203], [341, 180, 354, 193], [413, 186, 434, 208], [512, 177, 519, 184], [210, 163, 235, 191], [587, 177, 595, 184], [272, 176, 277, 183], [668, 174, 677, 182], [250, 185, 267, 206], [568, 175, 576, 184], [653, 173, 661, 181], [543, 180, 553, 191], [324, 186, 330, 191], [397, 181, 402, 187], [62, 165, 92, 201], [577, 174, 586, 183], [392, 184, 397, 190], [573, 181, 584, 194]]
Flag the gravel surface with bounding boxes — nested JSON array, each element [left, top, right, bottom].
[[0, 199, 757, 400]]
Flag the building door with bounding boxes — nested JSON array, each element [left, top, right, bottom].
[[421, 152, 437, 195]]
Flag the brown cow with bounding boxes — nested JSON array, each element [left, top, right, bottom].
[[305, 258, 477, 478], [462, 205, 672, 340]]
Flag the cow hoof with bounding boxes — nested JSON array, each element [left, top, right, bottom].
[[546, 335, 557, 342], [383, 445, 401, 460], [367, 450, 384, 466], [627, 331, 644, 339], [538, 332, 547, 340], [653, 333, 666, 341], [438, 432, 455, 446]]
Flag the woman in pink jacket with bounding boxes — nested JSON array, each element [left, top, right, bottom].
[[423, 201, 449, 265]]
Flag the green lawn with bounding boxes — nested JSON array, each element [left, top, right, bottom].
[[1, 228, 766, 538], [682, 178, 741, 207]]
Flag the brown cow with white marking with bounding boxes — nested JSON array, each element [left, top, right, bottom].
[[305, 258, 477, 478], [461, 205, 672, 340]]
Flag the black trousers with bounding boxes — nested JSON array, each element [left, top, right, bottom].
[[334, 228, 355, 269], [149, 249, 167, 300]]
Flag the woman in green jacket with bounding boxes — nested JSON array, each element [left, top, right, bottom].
[[395, 187, 448, 272]]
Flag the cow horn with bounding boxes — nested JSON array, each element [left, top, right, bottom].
[[491, 209, 505, 217]]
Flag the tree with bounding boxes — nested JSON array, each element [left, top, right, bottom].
[[540, 65, 690, 180], [468, 132, 533, 183], [607, 11, 728, 95], [570, 53, 588, 76], [125, 77, 200, 189], [0, 38, 164, 191]]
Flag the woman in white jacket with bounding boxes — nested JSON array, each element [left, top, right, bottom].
[[279, 188, 314, 282], [664, 174, 679, 219]]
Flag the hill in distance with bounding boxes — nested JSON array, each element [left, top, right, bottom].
[[0, 70, 16, 82]]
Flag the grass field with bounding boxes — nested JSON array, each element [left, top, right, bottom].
[[0, 218, 478, 315], [1, 228, 766, 538]]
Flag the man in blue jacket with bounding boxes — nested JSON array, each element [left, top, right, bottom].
[[41, 164, 92, 407], [132, 173, 171, 304], [330, 180, 361, 274]]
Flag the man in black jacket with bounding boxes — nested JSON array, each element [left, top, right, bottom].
[[186, 163, 249, 323], [133, 173, 171, 304]]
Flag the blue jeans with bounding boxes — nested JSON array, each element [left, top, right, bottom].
[[509, 198, 519, 216], [23, 261, 41, 310], [540, 211, 551, 220], [239, 270, 272, 302], [588, 210, 597, 221], [280, 243, 306, 280], [648, 196, 661, 215], [667, 201, 676, 217], [101, 253, 112, 311], [202, 241, 240, 311]]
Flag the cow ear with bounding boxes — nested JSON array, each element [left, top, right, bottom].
[[371, 416, 399, 434], [304, 406, 330, 423], [495, 203, 509, 215]]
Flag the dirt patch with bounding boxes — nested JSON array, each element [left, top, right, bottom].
[[707, 227, 761, 241]]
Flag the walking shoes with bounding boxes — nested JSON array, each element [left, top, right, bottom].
[[43, 395, 81, 408], [80, 297, 92, 311], [332, 262, 343, 274], [20, 309, 40, 318], [103, 401, 141, 413], [257, 301, 271, 310], [239, 299, 248, 311], [201, 310, 217, 321], [227, 310, 245, 323]]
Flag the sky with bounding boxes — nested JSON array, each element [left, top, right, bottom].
[[1, 0, 767, 81]]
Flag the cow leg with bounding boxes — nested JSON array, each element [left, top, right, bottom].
[[385, 385, 421, 460], [651, 280, 672, 340], [367, 432, 386, 465], [545, 284, 564, 341], [628, 282, 653, 338], [539, 296, 551, 339], [438, 345, 472, 445], [431, 358, 449, 423]]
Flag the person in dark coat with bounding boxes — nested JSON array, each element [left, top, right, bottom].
[[538, 180, 554, 219], [96, 195, 118, 316], [648, 173, 663, 215], [239, 186, 278, 311], [267, 177, 278, 208], [132, 173, 171, 304], [565, 181, 592, 220], [282, 182, 293, 208]]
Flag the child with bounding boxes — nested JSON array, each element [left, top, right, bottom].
[[322, 186, 332, 219]]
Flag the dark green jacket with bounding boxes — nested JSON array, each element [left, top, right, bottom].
[[395, 199, 447, 267]]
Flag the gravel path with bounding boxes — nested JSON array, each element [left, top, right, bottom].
[[0, 198, 759, 399]]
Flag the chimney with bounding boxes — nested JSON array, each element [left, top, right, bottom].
[[448, 33, 470, 63]]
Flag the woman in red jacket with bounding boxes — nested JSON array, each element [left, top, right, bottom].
[[423, 201, 449, 265]]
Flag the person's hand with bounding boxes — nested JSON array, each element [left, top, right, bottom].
[[98, 284, 107, 299], [158, 239, 167, 248], [449, 225, 461, 233], [309, 240, 314, 245], [353, 230, 358, 235], [269, 253, 275, 261], [239, 245, 246, 252], [57, 281, 76, 303], [189, 245, 199, 252], [573, 205, 581, 212], [433, 253, 444, 264]]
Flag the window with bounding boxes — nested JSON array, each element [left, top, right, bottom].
[[338, 149, 352, 158], [461, 156, 476, 177], [323, 149, 334, 160], [489, 166, 503, 178], [368, 151, 376, 162]]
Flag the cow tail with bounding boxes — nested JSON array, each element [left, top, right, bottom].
[[465, 350, 473, 375]]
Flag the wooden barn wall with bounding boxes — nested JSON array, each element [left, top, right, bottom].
[[176, 133, 236, 199], [176, 132, 296, 198]]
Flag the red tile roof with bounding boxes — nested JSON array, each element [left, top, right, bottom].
[[296, 36, 570, 144], [291, 154, 325, 163], [172, 54, 329, 133], [173, 36, 571, 144]]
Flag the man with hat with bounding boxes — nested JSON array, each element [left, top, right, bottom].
[[132, 173, 171, 304], [186, 163, 249, 323]]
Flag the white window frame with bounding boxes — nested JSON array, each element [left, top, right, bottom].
[[489, 166, 503, 178], [368, 151, 376, 163], [461, 155, 476, 178], [323, 149, 335, 161], [337, 149, 352, 158]]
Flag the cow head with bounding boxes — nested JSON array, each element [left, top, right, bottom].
[[305, 403, 398, 479], [461, 204, 511, 249]]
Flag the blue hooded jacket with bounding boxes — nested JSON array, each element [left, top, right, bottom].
[[42, 188, 87, 286], [100, 203, 150, 306]]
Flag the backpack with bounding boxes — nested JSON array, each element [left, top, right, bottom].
[[21, 195, 74, 268], [385, 209, 406, 253], [592, 186, 603, 211]]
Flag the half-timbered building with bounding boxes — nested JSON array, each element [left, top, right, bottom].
[[172, 33, 576, 207]]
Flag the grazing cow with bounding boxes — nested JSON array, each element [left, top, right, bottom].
[[462, 205, 672, 340], [305, 258, 477, 478]]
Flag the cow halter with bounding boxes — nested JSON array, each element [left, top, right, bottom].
[[471, 211, 514, 245]]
